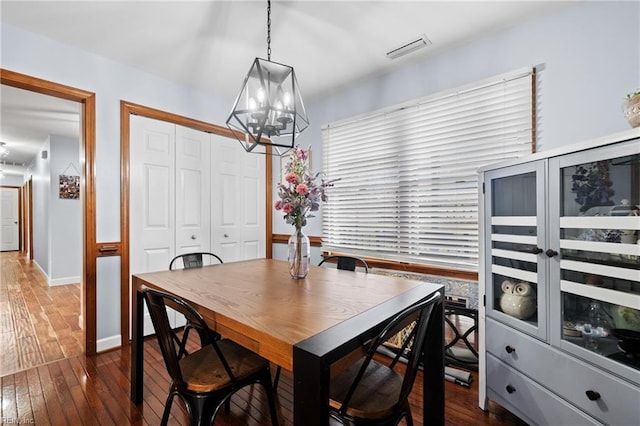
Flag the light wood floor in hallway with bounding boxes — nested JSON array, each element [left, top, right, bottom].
[[0, 251, 83, 377]]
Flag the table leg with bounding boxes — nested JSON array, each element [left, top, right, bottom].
[[131, 287, 144, 404], [423, 294, 445, 425], [293, 346, 330, 426]]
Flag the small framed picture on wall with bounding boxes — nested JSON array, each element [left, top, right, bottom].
[[59, 174, 80, 199]]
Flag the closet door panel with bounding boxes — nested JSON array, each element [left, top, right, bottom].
[[130, 115, 176, 275], [211, 135, 265, 262], [129, 115, 176, 335], [175, 125, 211, 258]]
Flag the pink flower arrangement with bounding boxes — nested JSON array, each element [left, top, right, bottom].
[[274, 145, 333, 229]]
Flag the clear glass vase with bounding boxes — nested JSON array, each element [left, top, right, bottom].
[[288, 226, 310, 278]]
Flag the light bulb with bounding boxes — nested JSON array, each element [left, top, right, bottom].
[[257, 88, 265, 104]]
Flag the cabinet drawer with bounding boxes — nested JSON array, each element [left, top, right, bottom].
[[486, 318, 547, 372], [487, 354, 600, 426], [486, 319, 640, 425]]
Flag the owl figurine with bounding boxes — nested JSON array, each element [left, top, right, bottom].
[[500, 280, 536, 320]]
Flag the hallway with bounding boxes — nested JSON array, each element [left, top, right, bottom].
[[0, 251, 82, 376]]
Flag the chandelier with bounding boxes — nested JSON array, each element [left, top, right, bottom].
[[226, 0, 309, 155]]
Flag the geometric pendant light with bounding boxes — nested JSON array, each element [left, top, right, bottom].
[[226, 0, 309, 155]]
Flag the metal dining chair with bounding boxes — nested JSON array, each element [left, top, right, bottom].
[[318, 255, 369, 273], [143, 287, 279, 426], [169, 251, 223, 270], [328, 292, 441, 425], [169, 252, 224, 357]]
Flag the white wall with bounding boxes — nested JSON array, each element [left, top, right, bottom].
[[28, 139, 51, 275], [271, 1, 640, 239], [0, 174, 23, 186], [48, 135, 81, 285], [24, 136, 82, 285]]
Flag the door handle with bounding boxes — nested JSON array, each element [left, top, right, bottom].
[[191, 235, 196, 240], [224, 234, 229, 238]]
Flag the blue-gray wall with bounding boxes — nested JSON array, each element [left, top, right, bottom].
[[25, 136, 81, 285], [49, 136, 82, 284]]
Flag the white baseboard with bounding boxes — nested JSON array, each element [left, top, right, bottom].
[[96, 335, 122, 352], [32, 261, 80, 287], [33, 260, 47, 278], [49, 275, 81, 286], [97, 314, 156, 353]]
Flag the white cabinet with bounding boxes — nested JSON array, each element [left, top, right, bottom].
[[479, 129, 640, 425]]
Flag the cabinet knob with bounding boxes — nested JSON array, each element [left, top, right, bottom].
[[506, 385, 516, 394], [585, 390, 601, 401], [545, 249, 558, 258], [530, 246, 543, 254], [505, 345, 516, 354]]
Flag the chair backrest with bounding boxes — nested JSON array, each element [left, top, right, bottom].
[[337, 291, 441, 414], [318, 255, 369, 273], [142, 287, 234, 388], [169, 252, 223, 270]]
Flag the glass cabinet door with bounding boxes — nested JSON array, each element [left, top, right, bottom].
[[484, 160, 548, 340], [549, 139, 640, 384]]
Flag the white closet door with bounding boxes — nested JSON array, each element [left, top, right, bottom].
[[175, 125, 211, 258], [211, 135, 265, 262], [130, 115, 176, 275], [0, 187, 20, 251], [130, 115, 176, 334]]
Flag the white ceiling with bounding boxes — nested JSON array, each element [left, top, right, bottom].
[[0, 0, 571, 176], [1, 85, 80, 175]]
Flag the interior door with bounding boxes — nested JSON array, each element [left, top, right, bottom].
[[0, 187, 20, 251], [130, 115, 176, 334], [211, 135, 265, 261], [175, 125, 211, 258]]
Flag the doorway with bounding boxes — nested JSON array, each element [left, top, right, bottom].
[[119, 101, 273, 344], [1, 69, 98, 356], [0, 186, 20, 251]]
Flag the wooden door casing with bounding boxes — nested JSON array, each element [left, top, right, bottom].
[[120, 101, 273, 345]]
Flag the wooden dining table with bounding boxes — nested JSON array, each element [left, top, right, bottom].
[[130, 258, 445, 425]]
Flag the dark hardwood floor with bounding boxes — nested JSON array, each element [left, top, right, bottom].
[[0, 251, 526, 425], [0, 337, 527, 425]]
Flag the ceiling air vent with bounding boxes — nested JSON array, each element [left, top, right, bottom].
[[386, 34, 432, 60]]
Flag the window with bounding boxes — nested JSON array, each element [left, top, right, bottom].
[[321, 68, 534, 272]]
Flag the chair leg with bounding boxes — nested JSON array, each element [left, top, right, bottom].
[[185, 394, 217, 426], [273, 366, 282, 391], [160, 391, 177, 426], [261, 369, 280, 426], [402, 407, 414, 426]]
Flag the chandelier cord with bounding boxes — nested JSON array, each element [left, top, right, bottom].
[[266, 0, 271, 61]]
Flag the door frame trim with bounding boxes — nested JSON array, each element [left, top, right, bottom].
[[120, 101, 273, 344], [1, 68, 98, 355]]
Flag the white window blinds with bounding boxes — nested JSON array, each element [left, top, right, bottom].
[[321, 68, 534, 271]]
